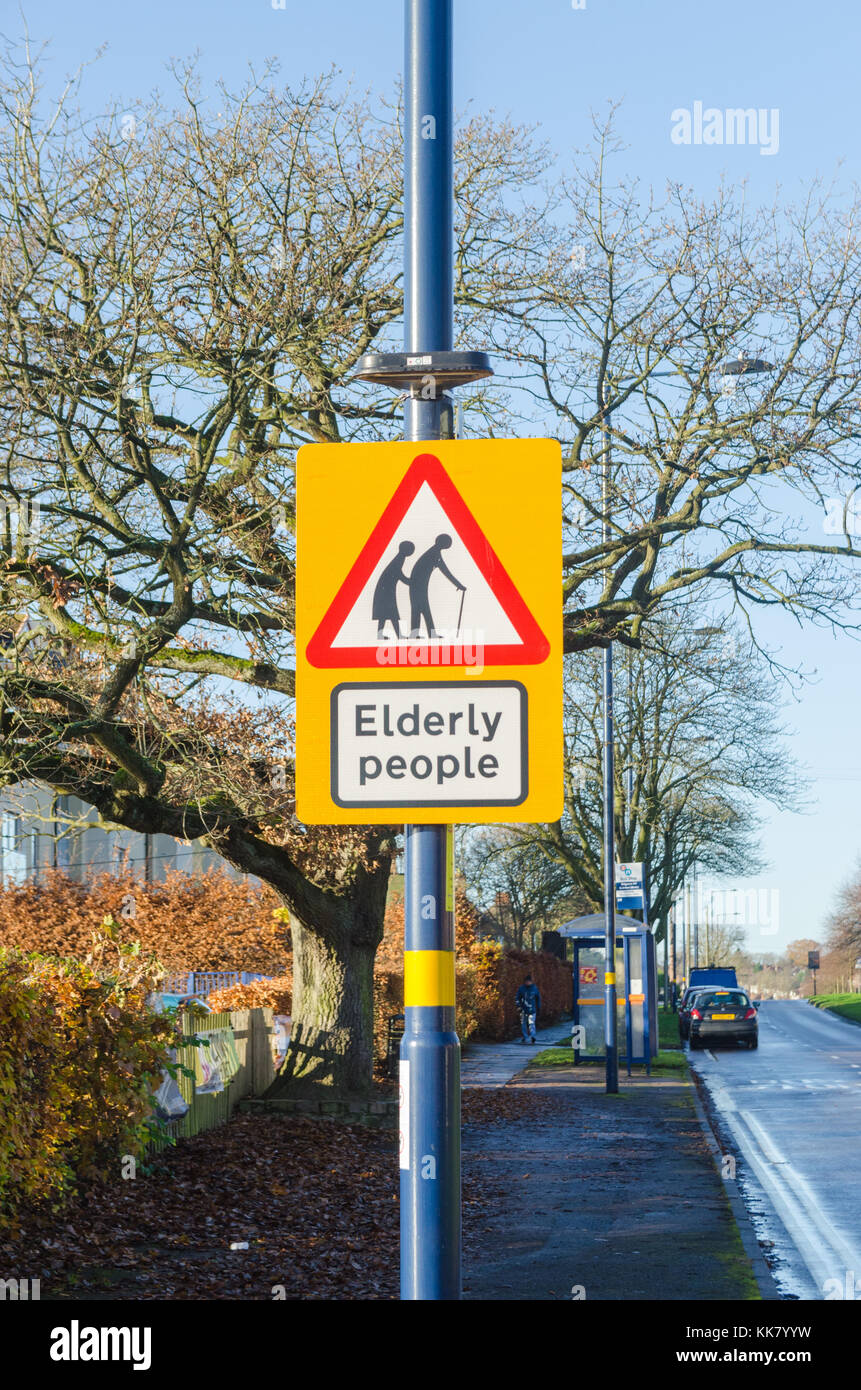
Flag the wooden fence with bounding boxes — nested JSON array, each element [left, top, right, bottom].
[[149, 1006, 278, 1151]]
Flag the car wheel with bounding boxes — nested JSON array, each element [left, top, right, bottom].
[[749, 1038, 758, 1050]]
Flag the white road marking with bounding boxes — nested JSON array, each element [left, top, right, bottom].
[[741, 1110, 786, 1166], [732, 1115, 861, 1295], [693, 1013, 861, 1299]]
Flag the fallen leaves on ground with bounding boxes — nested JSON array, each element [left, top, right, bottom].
[[0, 1086, 577, 1301], [0, 1113, 400, 1300], [462, 1086, 572, 1126]]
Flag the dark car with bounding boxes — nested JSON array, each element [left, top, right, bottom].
[[688, 989, 759, 1050], [677, 986, 712, 1041]]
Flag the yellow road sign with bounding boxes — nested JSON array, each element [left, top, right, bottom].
[[296, 439, 562, 824]]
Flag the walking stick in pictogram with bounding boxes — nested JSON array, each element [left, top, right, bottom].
[[455, 587, 465, 639]]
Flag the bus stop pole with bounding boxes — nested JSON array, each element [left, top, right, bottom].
[[643, 890, 652, 1076], [399, 0, 461, 1301]]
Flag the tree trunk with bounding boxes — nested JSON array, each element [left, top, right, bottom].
[[265, 850, 390, 1100], [272, 920, 378, 1098]]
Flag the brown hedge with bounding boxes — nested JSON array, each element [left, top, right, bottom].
[[0, 869, 289, 973], [0, 871, 569, 1077], [373, 887, 571, 1057], [477, 945, 573, 1039], [208, 973, 292, 1015], [374, 945, 572, 1059]]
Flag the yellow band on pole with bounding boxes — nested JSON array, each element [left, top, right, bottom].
[[404, 950, 456, 1007], [605, 972, 616, 986]]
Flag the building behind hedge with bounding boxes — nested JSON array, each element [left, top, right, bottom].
[[0, 783, 228, 885]]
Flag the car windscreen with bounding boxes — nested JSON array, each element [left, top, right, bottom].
[[695, 991, 748, 1010]]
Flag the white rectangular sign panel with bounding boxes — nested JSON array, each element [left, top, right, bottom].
[[615, 862, 644, 890], [615, 861, 645, 908], [331, 680, 527, 808]]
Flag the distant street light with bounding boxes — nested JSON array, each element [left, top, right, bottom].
[[715, 351, 776, 396], [597, 364, 702, 1091], [717, 350, 776, 377], [597, 353, 776, 1082], [599, 378, 619, 1094]]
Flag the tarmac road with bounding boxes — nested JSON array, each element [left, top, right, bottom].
[[691, 999, 861, 1300]]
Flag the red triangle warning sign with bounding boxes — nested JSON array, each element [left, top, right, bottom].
[[306, 452, 550, 668]]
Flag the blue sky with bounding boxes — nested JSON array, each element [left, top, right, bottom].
[[12, 0, 861, 951]]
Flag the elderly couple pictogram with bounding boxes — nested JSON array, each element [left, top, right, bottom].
[[372, 533, 466, 640]]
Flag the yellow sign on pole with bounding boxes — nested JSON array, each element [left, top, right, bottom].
[[296, 439, 562, 824]]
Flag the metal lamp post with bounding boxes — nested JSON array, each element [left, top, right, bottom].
[[670, 898, 677, 1009], [356, 0, 492, 1302], [718, 350, 776, 381], [692, 862, 699, 968], [684, 345, 774, 977], [400, 0, 459, 1304], [596, 366, 682, 1091]]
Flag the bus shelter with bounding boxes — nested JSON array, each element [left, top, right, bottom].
[[557, 913, 658, 1073]]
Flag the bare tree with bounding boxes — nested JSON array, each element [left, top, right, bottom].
[[697, 916, 746, 970], [785, 937, 821, 970], [480, 119, 861, 654], [463, 827, 586, 950], [3, 59, 861, 1099], [0, 53, 546, 1096], [825, 860, 861, 982], [506, 603, 803, 942]]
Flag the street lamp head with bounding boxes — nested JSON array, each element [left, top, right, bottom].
[[355, 350, 493, 392], [716, 353, 775, 377]]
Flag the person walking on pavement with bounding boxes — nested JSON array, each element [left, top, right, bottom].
[[372, 540, 415, 640], [516, 974, 541, 1044], [408, 533, 465, 639]]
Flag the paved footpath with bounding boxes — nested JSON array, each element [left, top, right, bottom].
[[460, 1021, 573, 1087], [462, 1058, 774, 1301]]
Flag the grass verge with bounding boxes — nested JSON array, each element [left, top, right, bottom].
[[658, 1008, 683, 1050], [529, 1034, 689, 1076], [651, 1047, 689, 1074], [530, 1039, 574, 1066], [810, 992, 861, 1025]]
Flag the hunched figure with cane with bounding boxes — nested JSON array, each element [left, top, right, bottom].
[[408, 532, 465, 639]]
